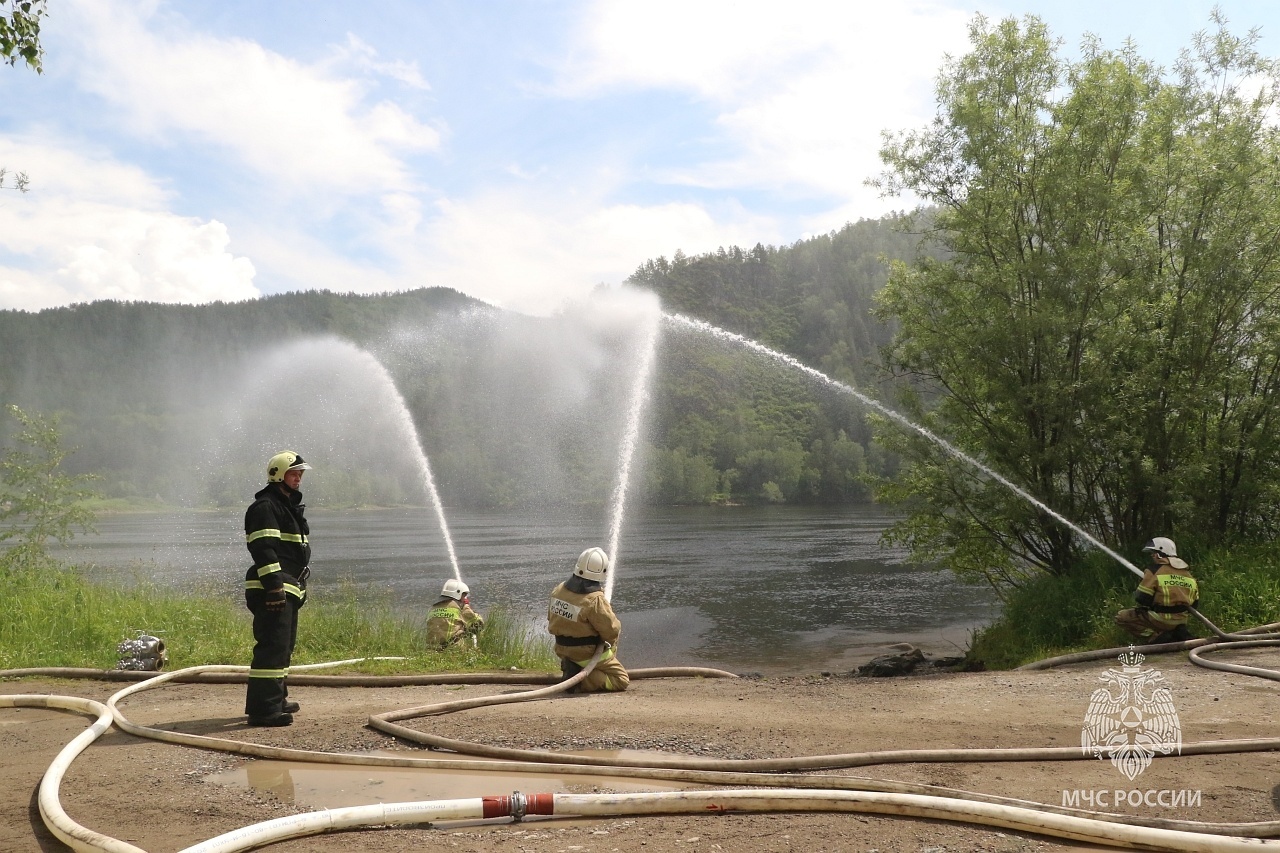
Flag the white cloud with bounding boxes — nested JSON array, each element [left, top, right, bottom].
[[558, 0, 970, 209], [331, 34, 432, 90], [0, 136, 258, 310], [56, 213, 256, 304], [61, 0, 441, 195], [557, 1, 831, 98], [0, 0, 970, 315], [412, 189, 782, 314], [217, 219, 409, 302], [210, 188, 770, 316]]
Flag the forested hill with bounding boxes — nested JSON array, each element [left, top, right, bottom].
[[630, 216, 933, 505], [0, 287, 488, 506], [0, 215, 929, 509], [630, 215, 925, 389]]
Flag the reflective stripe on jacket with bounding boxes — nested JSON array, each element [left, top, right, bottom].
[[425, 599, 484, 646], [1135, 566, 1198, 610], [243, 483, 311, 601], [1134, 565, 1198, 625]]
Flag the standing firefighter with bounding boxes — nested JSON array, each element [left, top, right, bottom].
[[547, 547, 629, 692], [243, 450, 312, 727], [1115, 536, 1199, 645], [426, 579, 485, 648]]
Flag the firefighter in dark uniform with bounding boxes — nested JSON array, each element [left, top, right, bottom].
[[243, 450, 312, 726], [547, 547, 629, 692], [1115, 536, 1199, 644]]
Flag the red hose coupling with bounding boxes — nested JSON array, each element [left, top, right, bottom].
[[481, 791, 555, 820], [525, 793, 555, 815]]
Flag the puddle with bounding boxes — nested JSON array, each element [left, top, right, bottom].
[[206, 749, 689, 809]]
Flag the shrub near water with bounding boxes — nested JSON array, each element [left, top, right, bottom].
[[968, 545, 1280, 669], [0, 558, 556, 673]]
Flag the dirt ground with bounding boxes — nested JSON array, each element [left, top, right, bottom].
[[3, 647, 1280, 853]]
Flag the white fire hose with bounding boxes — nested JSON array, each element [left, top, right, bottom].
[[8, 642, 1280, 853]]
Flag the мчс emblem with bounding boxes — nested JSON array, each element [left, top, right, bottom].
[[1081, 647, 1181, 781]]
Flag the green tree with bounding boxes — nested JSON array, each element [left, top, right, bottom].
[[0, 404, 99, 570], [874, 13, 1280, 587], [0, 0, 46, 71], [1, 0, 44, 192]]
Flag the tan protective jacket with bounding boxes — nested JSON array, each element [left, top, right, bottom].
[[1134, 564, 1198, 628], [548, 582, 621, 649], [425, 598, 484, 647]]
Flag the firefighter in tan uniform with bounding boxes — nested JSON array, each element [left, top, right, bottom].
[[426, 579, 485, 648], [547, 547, 630, 692], [1115, 536, 1199, 644]]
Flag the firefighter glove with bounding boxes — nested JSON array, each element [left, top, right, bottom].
[[265, 588, 287, 611]]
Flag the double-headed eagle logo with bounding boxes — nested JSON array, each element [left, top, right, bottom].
[[1081, 647, 1182, 780]]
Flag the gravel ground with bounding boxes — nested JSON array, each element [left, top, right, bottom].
[[4, 647, 1280, 852]]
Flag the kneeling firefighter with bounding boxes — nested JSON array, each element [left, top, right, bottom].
[[1115, 536, 1199, 644], [426, 579, 485, 648], [548, 547, 630, 692]]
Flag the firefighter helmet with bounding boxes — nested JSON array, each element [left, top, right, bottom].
[[573, 547, 610, 583], [267, 450, 312, 483], [1142, 536, 1189, 569], [441, 579, 469, 601]]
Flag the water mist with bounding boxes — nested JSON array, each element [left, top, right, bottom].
[[604, 304, 662, 601], [203, 337, 462, 580], [665, 314, 1143, 579]]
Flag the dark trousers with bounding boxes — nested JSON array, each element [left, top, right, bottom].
[[244, 591, 300, 718]]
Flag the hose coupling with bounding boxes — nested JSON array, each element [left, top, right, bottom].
[[116, 633, 168, 671], [510, 790, 527, 822]]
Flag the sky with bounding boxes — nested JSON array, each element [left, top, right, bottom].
[[2, 1, 1279, 316]]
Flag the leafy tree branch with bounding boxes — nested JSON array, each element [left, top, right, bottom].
[[0, 0, 46, 72], [0, 404, 99, 571]]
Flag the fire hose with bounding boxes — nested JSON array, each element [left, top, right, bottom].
[[7, 639, 1280, 853]]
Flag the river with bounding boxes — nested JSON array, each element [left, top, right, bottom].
[[52, 504, 1000, 673]]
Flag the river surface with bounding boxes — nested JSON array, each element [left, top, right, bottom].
[[52, 505, 999, 673]]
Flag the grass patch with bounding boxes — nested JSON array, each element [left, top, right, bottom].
[[0, 557, 557, 674], [968, 543, 1280, 669]]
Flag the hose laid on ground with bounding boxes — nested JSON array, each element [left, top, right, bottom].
[[92, 650, 1280, 777], [90, 658, 1280, 838], [17, 684, 1280, 853], [0, 694, 146, 853], [175, 789, 1280, 853], [0, 666, 563, 685], [1189, 639, 1280, 681], [0, 664, 732, 685], [1017, 621, 1280, 670], [362, 645, 1280, 775], [111, 655, 1280, 838], [5, 659, 395, 853], [1191, 610, 1280, 642], [14, 643, 1280, 853]]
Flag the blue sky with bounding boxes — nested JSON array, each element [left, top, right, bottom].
[[1, 0, 1278, 315]]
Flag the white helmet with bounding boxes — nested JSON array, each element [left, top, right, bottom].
[[1142, 536, 1189, 569], [1142, 537, 1178, 557], [441, 579, 470, 601], [574, 547, 610, 583]]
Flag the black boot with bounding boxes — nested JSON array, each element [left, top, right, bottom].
[[1150, 627, 1191, 644], [559, 658, 584, 693]]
